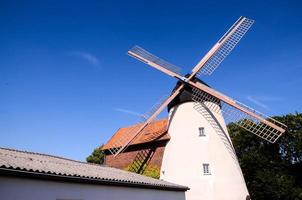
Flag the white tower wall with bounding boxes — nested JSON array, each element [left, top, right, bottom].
[[160, 102, 249, 200]]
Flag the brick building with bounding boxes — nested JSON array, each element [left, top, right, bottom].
[[102, 119, 169, 173]]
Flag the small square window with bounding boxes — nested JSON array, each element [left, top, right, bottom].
[[203, 163, 211, 175], [199, 127, 205, 136]]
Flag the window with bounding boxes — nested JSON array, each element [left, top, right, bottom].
[[199, 127, 205, 136], [203, 163, 211, 175]]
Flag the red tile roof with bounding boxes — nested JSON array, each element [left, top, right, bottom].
[[102, 119, 170, 150]]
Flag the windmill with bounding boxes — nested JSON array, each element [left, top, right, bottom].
[[107, 16, 287, 200]]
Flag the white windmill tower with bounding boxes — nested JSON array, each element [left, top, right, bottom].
[[107, 16, 287, 200]]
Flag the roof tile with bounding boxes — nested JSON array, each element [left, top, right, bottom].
[[102, 119, 169, 150]]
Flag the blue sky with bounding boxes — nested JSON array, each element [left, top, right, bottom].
[[1, 0, 301, 161]]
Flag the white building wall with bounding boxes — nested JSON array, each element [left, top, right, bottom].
[[0, 176, 186, 200], [160, 102, 249, 200]]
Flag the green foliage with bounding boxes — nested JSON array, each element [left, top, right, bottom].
[[142, 165, 160, 179], [228, 113, 302, 200], [124, 163, 160, 179], [86, 145, 105, 165]]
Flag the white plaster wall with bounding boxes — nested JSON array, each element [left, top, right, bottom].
[[160, 102, 249, 200], [0, 176, 186, 200]]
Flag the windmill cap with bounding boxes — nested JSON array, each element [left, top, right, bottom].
[[167, 75, 212, 112]]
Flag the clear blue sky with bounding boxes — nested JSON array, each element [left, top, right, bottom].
[[1, 0, 301, 161]]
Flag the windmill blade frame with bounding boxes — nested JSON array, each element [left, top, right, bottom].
[[190, 85, 287, 143], [109, 85, 184, 157], [190, 16, 254, 78], [128, 46, 183, 78]]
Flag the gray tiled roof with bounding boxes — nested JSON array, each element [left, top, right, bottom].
[[0, 147, 188, 191]]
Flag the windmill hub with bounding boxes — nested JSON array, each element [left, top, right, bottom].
[[178, 76, 189, 83], [168, 76, 212, 112]]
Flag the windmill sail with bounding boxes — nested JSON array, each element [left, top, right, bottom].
[[108, 86, 183, 156], [191, 17, 254, 78], [128, 46, 182, 77], [141, 95, 170, 120], [107, 122, 146, 156], [191, 87, 286, 143]]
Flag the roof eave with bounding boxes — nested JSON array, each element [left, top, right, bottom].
[[0, 167, 189, 192]]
